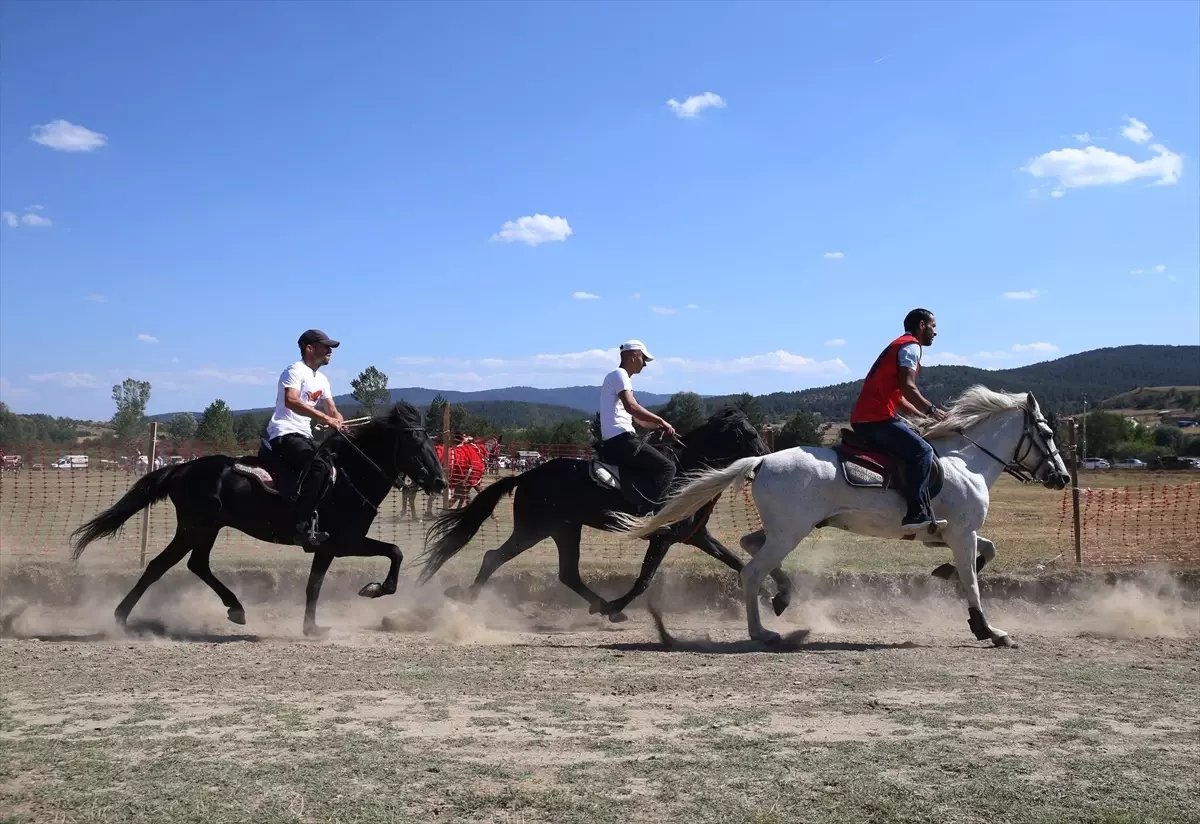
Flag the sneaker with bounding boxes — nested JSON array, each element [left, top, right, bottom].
[[901, 513, 947, 533]]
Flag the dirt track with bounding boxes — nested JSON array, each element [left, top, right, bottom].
[[2, 571, 1198, 824]]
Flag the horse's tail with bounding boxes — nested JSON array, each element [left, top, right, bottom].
[[612, 457, 764, 539], [70, 465, 181, 559], [417, 475, 522, 584]]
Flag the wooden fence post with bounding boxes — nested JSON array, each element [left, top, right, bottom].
[[1067, 418, 1082, 565], [139, 421, 159, 568], [442, 403, 452, 510]]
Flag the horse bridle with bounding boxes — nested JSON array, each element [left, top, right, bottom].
[[955, 406, 1063, 485], [327, 423, 429, 494]]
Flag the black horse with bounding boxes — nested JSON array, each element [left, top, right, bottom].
[[71, 402, 446, 635], [417, 407, 793, 620]]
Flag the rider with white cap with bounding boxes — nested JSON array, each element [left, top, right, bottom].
[[598, 340, 678, 515]]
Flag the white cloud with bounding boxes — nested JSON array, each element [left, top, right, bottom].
[[0, 377, 35, 402], [30, 119, 108, 152], [1130, 268, 1146, 275], [1131, 264, 1169, 276], [1025, 143, 1182, 190], [1073, 133, 1093, 144], [1050, 189, 1065, 198], [572, 291, 600, 300], [28, 371, 100, 389], [662, 351, 851, 377], [1154, 264, 1167, 273], [21, 212, 51, 227], [824, 338, 846, 347], [84, 293, 107, 303], [630, 293, 641, 300], [1012, 342, 1059, 354], [686, 304, 700, 310], [490, 214, 572, 246], [136, 334, 159, 344], [1121, 117, 1152, 144], [666, 92, 726, 119], [190, 366, 276, 386], [652, 306, 677, 315], [389, 347, 849, 387], [1003, 289, 1042, 300], [823, 251, 845, 260], [3, 206, 52, 228], [924, 351, 1013, 367]]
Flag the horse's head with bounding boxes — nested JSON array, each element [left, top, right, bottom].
[[684, 406, 770, 464], [927, 386, 1070, 489], [1021, 393, 1072, 490], [383, 402, 447, 495]]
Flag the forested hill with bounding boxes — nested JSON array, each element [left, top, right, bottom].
[[700, 345, 1200, 421]]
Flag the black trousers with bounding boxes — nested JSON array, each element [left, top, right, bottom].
[[601, 432, 676, 513], [269, 434, 331, 521]]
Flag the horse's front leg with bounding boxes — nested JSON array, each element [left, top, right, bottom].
[[948, 530, 1015, 648], [336, 536, 404, 598], [593, 535, 673, 621], [303, 549, 335, 637]]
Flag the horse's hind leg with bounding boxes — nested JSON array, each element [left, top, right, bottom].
[[113, 531, 192, 627], [552, 524, 612, 615], [185, 528, 246, 624], [446, 526, 543, 603]]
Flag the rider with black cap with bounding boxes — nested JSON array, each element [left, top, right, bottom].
[[266, 329, 346, 547]]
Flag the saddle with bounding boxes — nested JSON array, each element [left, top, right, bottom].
[[587, 439, 680, 516], [834, 428, 943, 499], [233, 440, 337, 497]]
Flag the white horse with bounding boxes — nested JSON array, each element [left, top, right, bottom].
[[617, 386, 1071, 648]]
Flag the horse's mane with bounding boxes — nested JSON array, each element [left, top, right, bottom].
[[919, 385, 1026, 440], [348, 401, 423, 440]]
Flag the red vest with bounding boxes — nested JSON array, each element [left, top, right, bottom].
[[851, 334, 920, 423]]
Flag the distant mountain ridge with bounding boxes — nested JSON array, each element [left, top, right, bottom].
[[146, 345, 1199, 427]]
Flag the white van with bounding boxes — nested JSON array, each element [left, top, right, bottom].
[[50, 455, 89, 470]]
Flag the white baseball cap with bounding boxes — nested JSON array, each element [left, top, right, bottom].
[[619, 340, 655, 361]]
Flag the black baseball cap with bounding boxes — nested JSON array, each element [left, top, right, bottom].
[[298, 329, 340, 348]]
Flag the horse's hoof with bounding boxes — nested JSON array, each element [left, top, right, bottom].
[[608, 611, 628, 624], [992, 632, 1018, 649], [113, 611, 129, 628], [444, 586, 467, 602], [771, 593, 791, 617], [931, 563, 957, 580], [227, 608, 246, 625], [303, 623, 329, 638], [358, 582, 386, 599], [756, 630, 783, 646]]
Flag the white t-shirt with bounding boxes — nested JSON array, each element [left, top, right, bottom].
[[267, 361, 332, 441], [898, 343, 922, 370], [600, 368, 635, 440]]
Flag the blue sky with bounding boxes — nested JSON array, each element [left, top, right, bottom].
[[2, 0, 1198, 419]]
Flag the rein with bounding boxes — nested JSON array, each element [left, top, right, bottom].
[[953, 408, 1060, 485], [327, 423, 427, 495]]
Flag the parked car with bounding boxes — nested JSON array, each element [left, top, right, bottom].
[[1154, 456, 1200, 470], [50, 455, 89, 470], [1112, 458, 1147, 469], [1082, 458, 1110, 470]]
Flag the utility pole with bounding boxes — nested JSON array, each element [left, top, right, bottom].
[[1081, 394, 1088, 463]]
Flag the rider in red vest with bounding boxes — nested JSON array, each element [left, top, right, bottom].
[[850, 309, 949, 531]]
